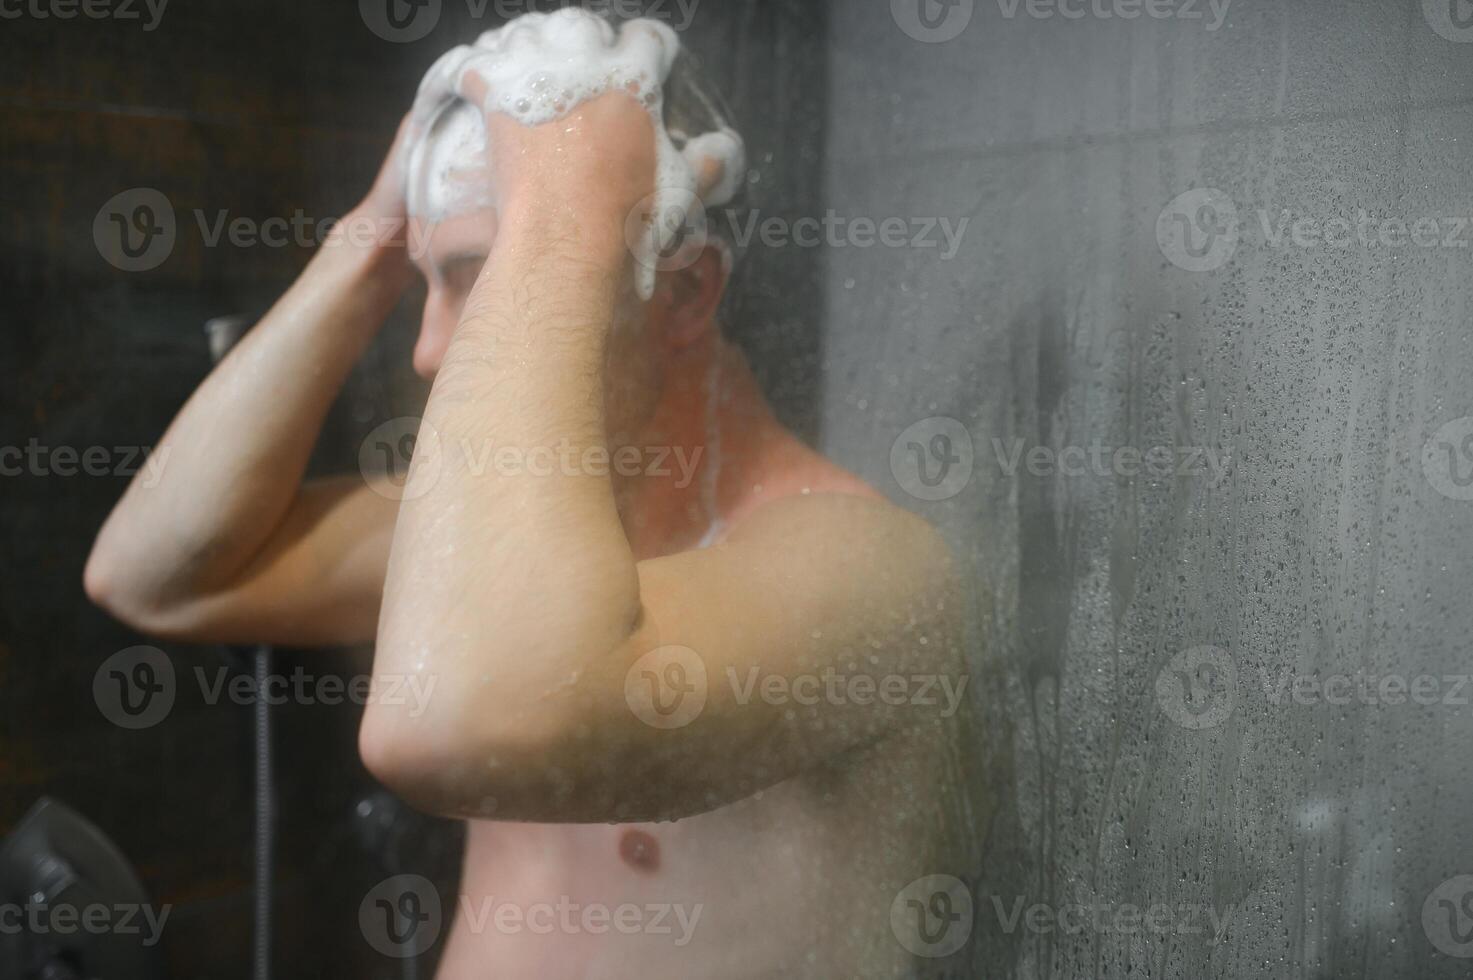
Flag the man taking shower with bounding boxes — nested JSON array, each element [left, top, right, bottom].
[[84, 10, 971, 977]]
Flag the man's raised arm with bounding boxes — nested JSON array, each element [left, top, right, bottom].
[[359, 86, 962, 823]]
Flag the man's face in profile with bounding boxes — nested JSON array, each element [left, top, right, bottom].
[[408, 203, 496, 381]]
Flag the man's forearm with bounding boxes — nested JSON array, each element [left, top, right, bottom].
[[87, 228, 408, 607], [372, 200, 642, 752]]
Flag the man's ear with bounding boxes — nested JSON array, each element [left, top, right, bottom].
[[651, 245, 728, 351]]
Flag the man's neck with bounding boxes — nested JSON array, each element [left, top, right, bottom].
[[614, 337, 799, 558]]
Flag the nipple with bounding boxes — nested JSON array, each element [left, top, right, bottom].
[[618, 829, 662, 873]]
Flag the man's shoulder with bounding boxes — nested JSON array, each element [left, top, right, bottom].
[[699, 436, 954, 586], [720, 441, 888, 532], [722, 471, 952, 590]]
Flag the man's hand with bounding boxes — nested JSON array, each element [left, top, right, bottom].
[[463, 82, 660, 231], [338, 112, 423, 272], [411, 14, 691, 266]]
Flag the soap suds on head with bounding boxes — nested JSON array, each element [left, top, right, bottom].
[[405, 100, 495, 223], [679, 129, 745, 206], [403, 8, 747, 300]]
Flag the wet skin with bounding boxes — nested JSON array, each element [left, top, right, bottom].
[[84, 37, 972, 978], [411, 206, 967, 978]]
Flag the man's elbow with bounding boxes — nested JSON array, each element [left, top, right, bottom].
[[83, 544, 157, 631], [357, 691, 580, 820], [82, 545, 116, 610], [357, 717, 427, 806], [83, 542, 211, 641], [357, 677, 656, 822]]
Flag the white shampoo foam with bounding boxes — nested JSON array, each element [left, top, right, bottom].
[[405, 9, 747, 300]]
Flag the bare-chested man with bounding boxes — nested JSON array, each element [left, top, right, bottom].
[[85, 11, 972, 977]]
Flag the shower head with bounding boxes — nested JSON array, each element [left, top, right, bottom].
[[0, 798, 164, 980]]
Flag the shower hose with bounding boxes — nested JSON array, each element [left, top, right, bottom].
[[206, 315, 274, 980], [251, 644, 274, 980]]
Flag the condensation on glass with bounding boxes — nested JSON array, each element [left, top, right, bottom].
[[818, 1, 1473, 976]]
